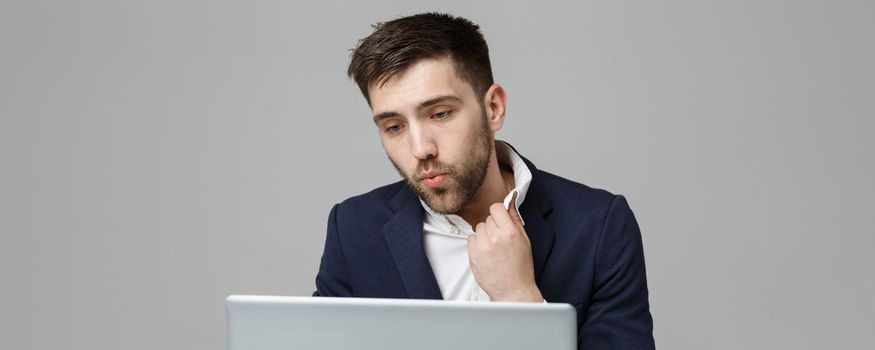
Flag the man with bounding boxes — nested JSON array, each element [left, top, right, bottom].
[[314, 12, 655, 349]]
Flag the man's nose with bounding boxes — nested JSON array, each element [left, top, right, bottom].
[[409, 124, 437, 160]]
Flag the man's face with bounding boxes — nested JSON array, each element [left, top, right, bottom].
[[369, 57, 493, 214]]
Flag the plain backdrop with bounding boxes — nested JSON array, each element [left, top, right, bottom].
[[1, 1, 873, 349]]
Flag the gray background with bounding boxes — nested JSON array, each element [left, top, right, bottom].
[[1, 0, 873, 349]]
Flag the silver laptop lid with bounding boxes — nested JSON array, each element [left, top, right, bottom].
[[226, 295, 576, 350]]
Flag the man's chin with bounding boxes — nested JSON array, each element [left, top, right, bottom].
[[419, 191, 464, 214], [403, 177, 464, 213]]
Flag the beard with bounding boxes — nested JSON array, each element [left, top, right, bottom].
[[390, 110, 493, 214]]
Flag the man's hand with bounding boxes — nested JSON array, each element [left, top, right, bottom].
[[467, 193, 544, 302]]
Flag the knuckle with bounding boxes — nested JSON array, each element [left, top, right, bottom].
[[489, 203, 504, 213]]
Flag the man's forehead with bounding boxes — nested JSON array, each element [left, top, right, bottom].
[[368, 58, 474, 114]]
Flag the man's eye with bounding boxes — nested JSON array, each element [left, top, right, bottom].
[[385, 125, 402, 134], [433, 111, 451, 120]]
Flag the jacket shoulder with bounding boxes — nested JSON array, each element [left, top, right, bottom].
[[535, 170, 624, 222]]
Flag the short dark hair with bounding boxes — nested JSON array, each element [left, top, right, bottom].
[[347, 12, 494, 104]]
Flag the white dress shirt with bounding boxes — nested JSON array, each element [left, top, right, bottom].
[[420, 142, 533, 301]]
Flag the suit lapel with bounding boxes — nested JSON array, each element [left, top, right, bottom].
[[382, 186, 443, 300], [518, 153, 556, 284]]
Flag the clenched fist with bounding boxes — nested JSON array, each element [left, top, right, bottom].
[[467, 193, 544, 302]]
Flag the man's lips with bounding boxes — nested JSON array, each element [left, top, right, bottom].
[[420, 172, 448, 189]]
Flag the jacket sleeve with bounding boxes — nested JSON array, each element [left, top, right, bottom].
[[579, 195, 655, 349], [313, 204, 354, 297]]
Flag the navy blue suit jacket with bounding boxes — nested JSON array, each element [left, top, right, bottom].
[[314, 154, 655, 349]]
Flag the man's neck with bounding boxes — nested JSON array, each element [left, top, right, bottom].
[[456, 143, 515, 226]]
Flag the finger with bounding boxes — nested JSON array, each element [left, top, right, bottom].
[[486, 215, 500, 231], [475, 222, 487, 237], [467, 237, 479, 266], [466, 234, 479, 263], [489, 202, 514, 229]]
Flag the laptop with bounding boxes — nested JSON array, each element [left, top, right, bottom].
[[225, 295, 576, 350]]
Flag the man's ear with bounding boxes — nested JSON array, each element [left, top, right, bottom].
[[483, 83, 507, 133]]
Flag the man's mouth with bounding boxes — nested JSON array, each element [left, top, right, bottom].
[[420, 172, 448, 189]]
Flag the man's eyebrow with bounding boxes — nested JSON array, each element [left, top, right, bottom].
[[372, 95, 464, 124], [372, 111, 400, 124], [416, 95, 463, 111]]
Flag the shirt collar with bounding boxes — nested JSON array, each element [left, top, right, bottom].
[[419, 141, 532, 226]]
